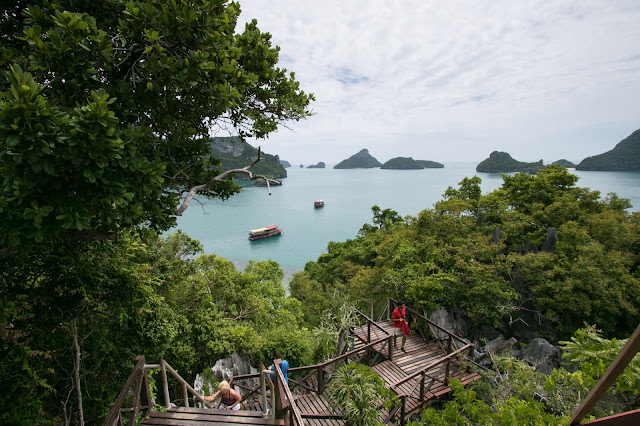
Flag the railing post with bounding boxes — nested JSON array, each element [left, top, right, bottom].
[[160, 358, 170, 409], [400, 394, 406, 426], [446, 358, 450, 380], [317, 367, 324, 395], [447, 336, 452, 354], [183, 383, 189, 408], [388, 335, 394, 362], [420, 371, 425, 400], [388, 299, 393, 321], [260, 370, 269, 418], [367, 321, 371, 343]]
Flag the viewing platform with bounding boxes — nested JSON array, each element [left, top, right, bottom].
[[105, 299, 480, 426]]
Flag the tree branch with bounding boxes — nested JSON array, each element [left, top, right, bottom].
[[174, 147, 281, 216]]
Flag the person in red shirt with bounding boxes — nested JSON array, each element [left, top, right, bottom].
[[391, 300, 407, 352]]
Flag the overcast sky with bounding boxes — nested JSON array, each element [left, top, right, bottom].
[[233, 0, 640, 165]]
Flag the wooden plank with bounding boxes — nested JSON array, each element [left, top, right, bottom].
[[142, 410, 285, 425], [296, 395, 329, 426], [169, 407, 265, 417]]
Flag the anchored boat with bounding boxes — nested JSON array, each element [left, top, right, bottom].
[[248, 225, 283, 240], [314, 200, 325, 208]]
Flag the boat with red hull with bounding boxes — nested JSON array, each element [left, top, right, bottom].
[[248, 225, 283, 240], [314, 200, 325, 208]]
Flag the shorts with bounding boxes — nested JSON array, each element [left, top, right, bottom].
[[393, 327, 403, 336], [226, 403, 240, 411]]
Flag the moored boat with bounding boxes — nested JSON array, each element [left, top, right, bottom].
[[314, 200, 325, 208], [248, 225, 283, 240]]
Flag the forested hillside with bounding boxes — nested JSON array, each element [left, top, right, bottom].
[[292, 165, 640, 343], [0, 0, 314, 424]]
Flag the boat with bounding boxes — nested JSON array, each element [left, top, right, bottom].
[[248, 225, 283, 240], [314, 200, 325, 208]]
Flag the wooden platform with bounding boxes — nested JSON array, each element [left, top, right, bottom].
[[141, 407, 285, 425], [353, 320, 481, 420], [156, 317, 481, 425]]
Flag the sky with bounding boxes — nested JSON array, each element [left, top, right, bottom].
[[233, 0, 640, 165]]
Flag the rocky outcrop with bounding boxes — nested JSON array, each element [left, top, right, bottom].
[[206, 136, 287, 180], [522, 338, 562, 375], [307, 162, 325, 168], [194, 352, 258, 403], [280, 160, 291, 168], [334, 149, 382, 169]]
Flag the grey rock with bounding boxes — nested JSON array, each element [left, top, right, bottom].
[[522, 338, 561, 375], [541, 227, 557, 253], [491, 226, 501, 243], [195, 352, 258, 402]]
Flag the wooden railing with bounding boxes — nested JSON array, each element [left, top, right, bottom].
[[103, 355, 152, 426], [230, 334, 392, 422], [387, 298, 470, 354], [104, 357, 301, 425]]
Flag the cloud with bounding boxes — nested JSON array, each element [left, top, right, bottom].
[[236, 0, 640, 164]]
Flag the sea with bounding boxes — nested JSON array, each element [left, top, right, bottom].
[[173, 163, 640, 280]]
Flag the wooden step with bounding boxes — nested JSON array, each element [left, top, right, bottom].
[[141, 407, 285, 425]]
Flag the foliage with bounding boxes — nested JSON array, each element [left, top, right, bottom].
[[412, 379, 566, 426], [560, 325, 640, 404], [0, 0, 313, 246], [299, 165, 640, 341], [327, 362, 397, 426], [577, 128, 640, 171]]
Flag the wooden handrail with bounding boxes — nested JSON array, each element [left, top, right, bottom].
[[103, 355, 151, 426], [388, 298, 469, 346], [356, 310, 390, 337], [391, 344, 473, 388], [273, 362, 305, 426]]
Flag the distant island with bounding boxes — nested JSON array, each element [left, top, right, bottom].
[[552, 159, 576, 168], [476, 151, 544, 173], [307, 162, 326, 169], [380, 157, 443, 169], [577, 128, 640, 171], [416, 160, 445, 168], [280, 160, 291, 168], [334, 149, 382, 169], [206, 136, 286, 180]]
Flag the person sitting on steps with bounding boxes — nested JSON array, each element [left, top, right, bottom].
[[203, 380, 242, 410], [392, 300, 408, 352]]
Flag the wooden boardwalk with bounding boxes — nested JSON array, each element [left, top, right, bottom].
[[112, 301, 480, 426], [236, 318, 480, 425]]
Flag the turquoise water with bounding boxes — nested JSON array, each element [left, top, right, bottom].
[[173, 163, 640, 275]]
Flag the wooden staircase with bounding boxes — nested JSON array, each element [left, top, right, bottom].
[[141, 407, 284, 425]]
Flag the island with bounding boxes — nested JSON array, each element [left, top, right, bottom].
[[280, 160, 292, 168], [476, 151, 544, 173], [576, 128, 640, 171], [552, 159, 576, 168], [206, 136, 286, 180], [416, 160, 445, 168], [307, 162, 326, 169], [381, 157, 423, 169], [333, 149, 382, 169]]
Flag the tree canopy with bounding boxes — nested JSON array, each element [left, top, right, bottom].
[[0, 0, 313, 247]]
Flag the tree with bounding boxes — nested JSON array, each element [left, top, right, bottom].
[[0, 0, 314, 248]]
